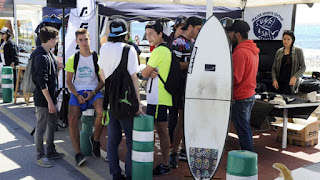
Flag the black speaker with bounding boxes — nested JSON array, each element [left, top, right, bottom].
[[47, 0, 76, 8]]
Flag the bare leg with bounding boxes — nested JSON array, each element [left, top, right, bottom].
[[92, 98, 104, 142], [155, 121, 170, 166], [68, 105, 81, 153], [172, 109, 184, 153]]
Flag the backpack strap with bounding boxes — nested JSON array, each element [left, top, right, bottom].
[[157, 44, 169, 85], [92, 51, 100, 82], [73, 51, 100, 82], [73, 51, 80, 81], [119, 45, 131, 71]]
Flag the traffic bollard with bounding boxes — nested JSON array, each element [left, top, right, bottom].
[[226, 150, 258, 180], [80, 108, 95, 156], [1, 66, 13, 103], [132, 115, 154, 180]]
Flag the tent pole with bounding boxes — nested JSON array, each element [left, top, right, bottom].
[[13, 0, 18, 45], [291, 4, 297, 31], [206, 0, 213, 19], [61, 7, 68, 128], [96, 1, 99, 52]]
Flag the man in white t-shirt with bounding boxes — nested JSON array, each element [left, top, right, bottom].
[[98, 18, 143, 180], [65, 28, 104, 166]]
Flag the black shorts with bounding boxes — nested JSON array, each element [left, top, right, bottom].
[[146, 105, 168, 122]]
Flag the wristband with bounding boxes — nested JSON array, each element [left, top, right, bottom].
[[76, 94, 80, 98], [92, 91, 96, 95]]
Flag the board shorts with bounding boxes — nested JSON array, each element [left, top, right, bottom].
[[146, 104, 168, 122], [69, 90, 103, 111]]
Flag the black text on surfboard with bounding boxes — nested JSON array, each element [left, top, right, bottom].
[[188, 46, 198, 74]]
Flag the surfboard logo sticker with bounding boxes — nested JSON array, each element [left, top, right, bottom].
[[188, 46, 198, 74], [189, 147, 218, 179], [205, 64, 216, 71]]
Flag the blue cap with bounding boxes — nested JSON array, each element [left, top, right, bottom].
[[109, 18, 128, 37]]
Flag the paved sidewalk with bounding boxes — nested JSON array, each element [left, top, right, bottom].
[[0, 98, 112, 180]]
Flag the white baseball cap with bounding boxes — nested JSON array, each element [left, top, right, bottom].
[[0, 27, 10, 34]]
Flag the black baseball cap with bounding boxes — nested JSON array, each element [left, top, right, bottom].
[[145, 20, 163, 34], [226, 20, 250, 34], [181, 16, 203, 30], [109, 18, 128, 37]]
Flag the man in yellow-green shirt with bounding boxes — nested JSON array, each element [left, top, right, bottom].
[[142, 20, 172, 176]]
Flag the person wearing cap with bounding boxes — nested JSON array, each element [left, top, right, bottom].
[[166, 15, 187, 147], [31, 26, 65, 168], [65, 28, 104, 166], [271, 30, 305, 95], [99, 18, 144, 180], [169, 16, 202, 168], [0, 27, 19, 87], [226, 20, 260, 152], [167, 15, 187, 48], [141, 20, 172, 176]]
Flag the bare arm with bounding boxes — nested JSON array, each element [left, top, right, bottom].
[[131, 73, 144, 115], [100, 69, 106, 83], [66, 71, 86, 104], [180, 62, 189, 70], [84, 74, 105, 101], [141, 65, 158, 79]]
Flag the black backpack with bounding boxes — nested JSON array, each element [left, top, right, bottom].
[[103, 45, 139, 120], [157, 44, 181, 96], [299, 77, 320, 93], [73, 51, 100, 81]]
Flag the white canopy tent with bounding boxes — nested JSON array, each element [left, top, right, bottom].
[[100, 0, 319, 20], [100, 0, 320, 7], [12, 0, 46, 45]]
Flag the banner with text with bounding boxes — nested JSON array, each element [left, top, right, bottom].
[[65, 0, 97, 61], [244, 5, 293, 40]]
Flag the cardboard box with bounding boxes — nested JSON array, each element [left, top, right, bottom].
[[272, 117, 320, 147]]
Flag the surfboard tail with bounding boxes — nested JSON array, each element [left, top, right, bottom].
[[189, 147, 219, 179]]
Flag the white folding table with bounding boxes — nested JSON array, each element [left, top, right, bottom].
[[274, 102, 320, 148]]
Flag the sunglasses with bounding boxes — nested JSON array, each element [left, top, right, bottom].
[[283, 30, 294, 34]]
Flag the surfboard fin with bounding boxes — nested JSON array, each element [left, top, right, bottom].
[[272, 163, 293, 180]]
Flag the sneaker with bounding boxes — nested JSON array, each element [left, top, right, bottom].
[[47, 151, 65, 160], [105, 154, 108, 162], [37, 157, 53, 168], [90, 135, 101, 158], [153, 163, 171, 175], [75, 153, 86, 166], [113, 173, 126, 180], [169, 153, 178, 168], [179, 149, 187, 161]]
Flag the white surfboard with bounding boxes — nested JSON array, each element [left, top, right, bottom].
[[185, 15, 232, 180]]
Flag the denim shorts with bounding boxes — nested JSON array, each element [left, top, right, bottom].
[[69, 90, 103, 111], [147, 104, 168, 122]]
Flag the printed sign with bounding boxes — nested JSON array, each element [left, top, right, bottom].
[[244, 5, 293, 40], [0, 0, 13, 17]]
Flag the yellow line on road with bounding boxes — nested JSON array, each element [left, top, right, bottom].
[[0, 105, 105, 180]]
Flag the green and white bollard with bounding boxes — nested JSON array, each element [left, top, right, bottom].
[[132, 115, 154, 180], [80, 108, 95, 156], [1, 66, 13, 103], [227, 150, 258, 180]]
